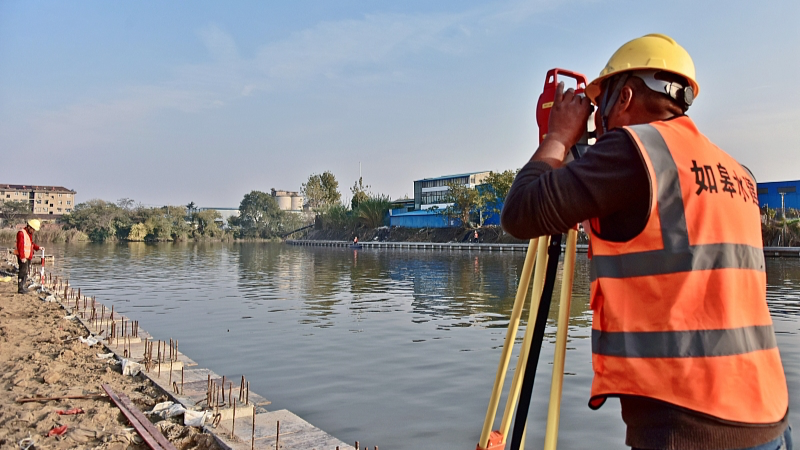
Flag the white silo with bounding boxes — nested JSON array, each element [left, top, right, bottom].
[[290, 194, 304, 211]]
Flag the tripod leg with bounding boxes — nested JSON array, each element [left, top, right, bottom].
[[499, 237, 550, 441], [478, 238, 539, 449], [509, 234, 563, 450], [543, 228, 578, 450]]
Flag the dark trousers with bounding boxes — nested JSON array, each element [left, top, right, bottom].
[[633, 426, 792, 450], [17, 256, 30, 291]]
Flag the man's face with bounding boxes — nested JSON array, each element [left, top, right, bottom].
[[593, 78, 614, 138], [593, 75, 632, 136], [593, 104, 605, 138]]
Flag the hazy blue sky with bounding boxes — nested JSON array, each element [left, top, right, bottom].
[[1, 0, 798, 207]]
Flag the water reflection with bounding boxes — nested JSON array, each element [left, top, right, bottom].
[[231, 245, 596, 340], [766, 258, 800, 318]]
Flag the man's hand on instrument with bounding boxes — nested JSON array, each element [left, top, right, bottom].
[[544, 81, 593, 155]]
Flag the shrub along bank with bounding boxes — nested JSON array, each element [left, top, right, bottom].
[[0, 226, 88, 244]]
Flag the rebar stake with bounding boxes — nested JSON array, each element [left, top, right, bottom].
[[231, 399, 236, 439]]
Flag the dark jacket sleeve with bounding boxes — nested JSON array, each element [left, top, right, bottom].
[[501, 130, 650, 239]]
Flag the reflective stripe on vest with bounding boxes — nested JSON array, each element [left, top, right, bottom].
[[588, 117, 787, 424], [590, 124, 765, 281], [592, 325, 777, 358]]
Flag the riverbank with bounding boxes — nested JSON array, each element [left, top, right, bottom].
[[1, 259, 358, 449], [0, 265, 220, 449]]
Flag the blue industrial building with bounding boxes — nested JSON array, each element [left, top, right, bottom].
[[389, 171, 503, 228], [389, 209, 457, 228], [757, 180, 800, 211]]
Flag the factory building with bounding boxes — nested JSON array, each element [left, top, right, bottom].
[[271, 189, 304, 212], [757, 180, 800, 212], [413, 171, 491, 211]]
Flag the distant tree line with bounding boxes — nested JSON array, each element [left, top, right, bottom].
[[59, 199, 227, 242], [5, 170, 795, 247]]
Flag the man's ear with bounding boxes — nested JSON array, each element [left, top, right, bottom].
[[617, 85, 634, 112]]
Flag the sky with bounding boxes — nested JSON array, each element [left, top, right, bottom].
[[1, 0, 798, 208]]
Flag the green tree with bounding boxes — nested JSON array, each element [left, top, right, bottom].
[[350, 177, 370, 210], [1, 200, 32, 225], [162, 205, 190, 240], [318, 203, 353, 231], [231, 191, 285, 238], [186, 201, 197, 221], [194, 209, 222, 236], [356, 195, 391, 228], [116, 198, 135, 210], [443, 181, 479, 228], [145, 214, 173, 241], [127, 223, 148, 241], [61, 199, 127, 241], [478, 169, 517, 220], [302, 171, 341, 210]]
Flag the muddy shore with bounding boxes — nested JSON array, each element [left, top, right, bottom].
[[0, 264, 221, 450]]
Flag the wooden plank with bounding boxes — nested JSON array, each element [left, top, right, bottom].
[[101, 384, 177, 450], [16, 393, 106, 403]]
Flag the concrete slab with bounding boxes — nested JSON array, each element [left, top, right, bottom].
[[212, 410, 353, 450]]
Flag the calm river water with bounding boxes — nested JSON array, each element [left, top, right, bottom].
[[46, 242, 800, 450]]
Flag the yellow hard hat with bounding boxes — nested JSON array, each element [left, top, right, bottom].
[[585, 33, 699, 105], [27, 219, 41, 231]]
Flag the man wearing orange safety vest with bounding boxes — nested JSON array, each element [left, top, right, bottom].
[[502, 34, 790, 450], [14, 219, 43, 294]]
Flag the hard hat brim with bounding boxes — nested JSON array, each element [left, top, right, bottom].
[[586, 69, 699, 106]]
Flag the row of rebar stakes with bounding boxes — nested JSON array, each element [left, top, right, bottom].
[[206, 375, 251, 409], [351, 443, 379, 450]]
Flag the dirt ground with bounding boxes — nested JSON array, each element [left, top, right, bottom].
[[0, 264, 221, 450], [300, 225, 529, 244]]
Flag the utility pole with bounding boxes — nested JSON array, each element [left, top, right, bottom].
[[780, 192, 786, 218], [780, 192, 786, 246]]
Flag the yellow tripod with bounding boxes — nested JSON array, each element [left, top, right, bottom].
[[477, 227, 578, 450]]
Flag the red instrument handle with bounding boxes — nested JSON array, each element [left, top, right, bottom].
[[542, 68, 587, 93]]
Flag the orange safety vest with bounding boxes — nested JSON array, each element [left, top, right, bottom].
[[14, 230, 33, 259], [588, 116, 788, 424]]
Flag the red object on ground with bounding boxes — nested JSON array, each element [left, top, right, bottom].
[[47, 424, 68, 436], [56, 408, 84, 415], [476, 430, 506, 450]]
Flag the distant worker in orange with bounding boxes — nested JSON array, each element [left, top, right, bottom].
[[15, 219, 43, 294], [502, 34, 790, 449], [353, 236, 358, 244]]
